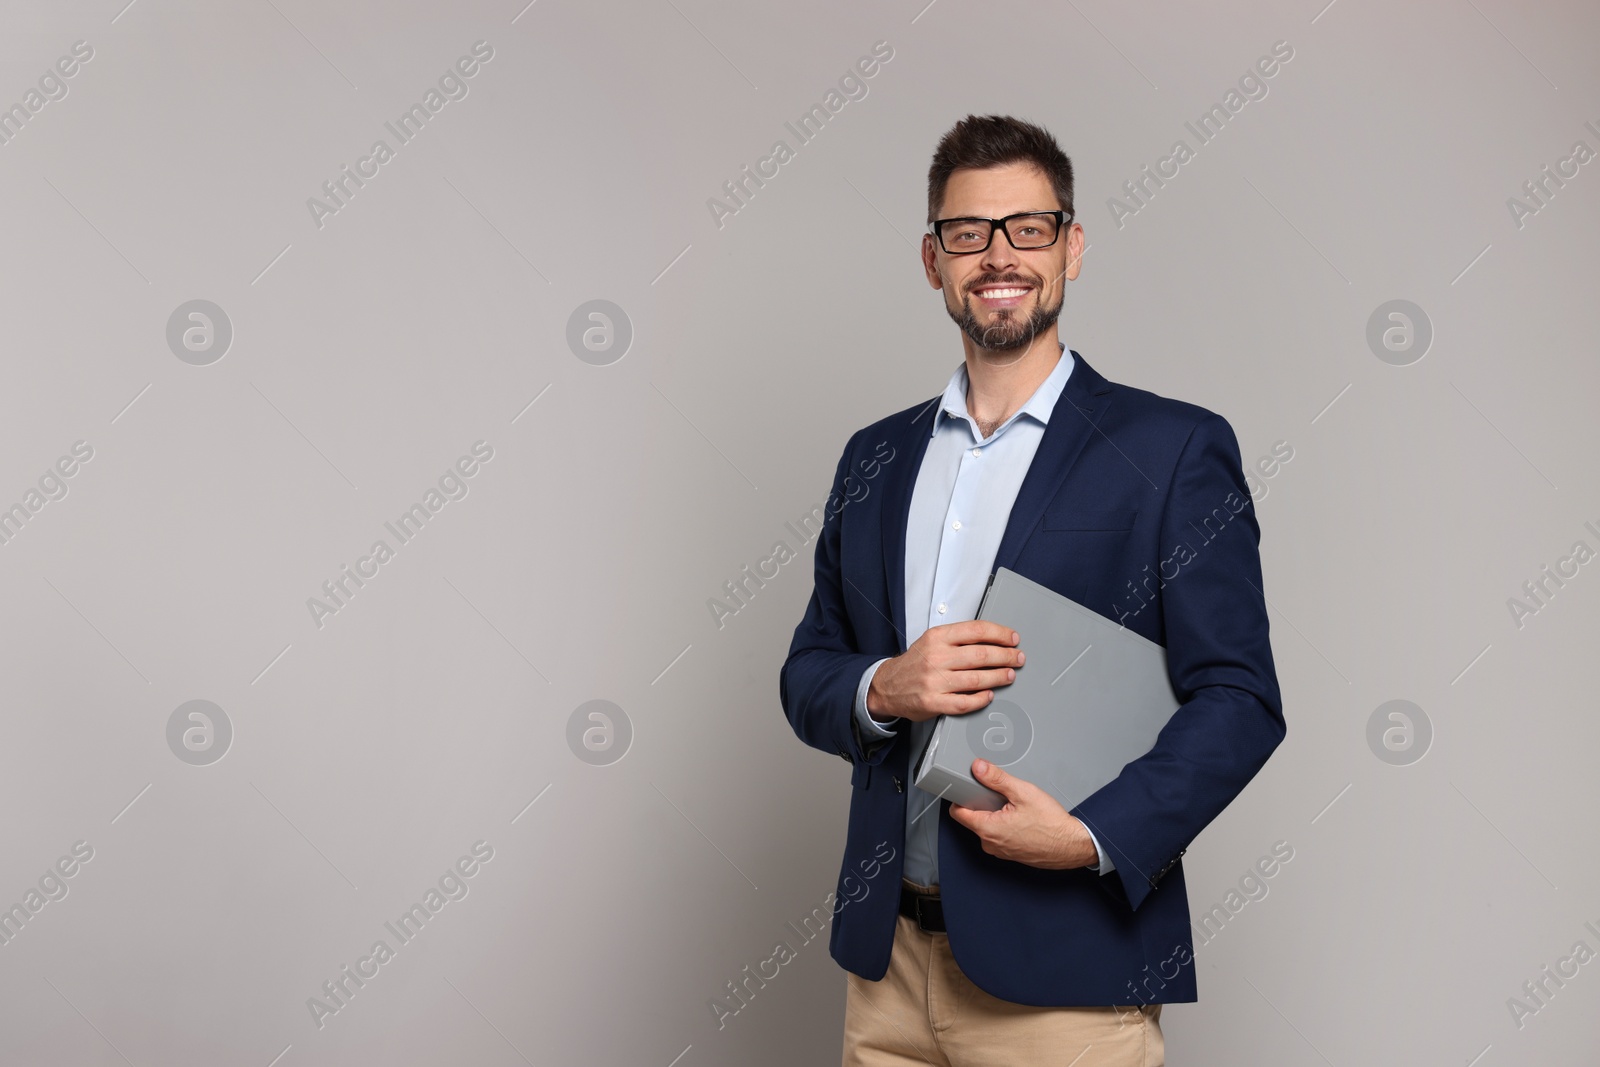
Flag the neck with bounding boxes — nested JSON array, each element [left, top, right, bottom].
[[962, 329, 1062, 434]]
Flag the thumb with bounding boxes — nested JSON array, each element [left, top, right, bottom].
[[972, 758, 1016, 796]]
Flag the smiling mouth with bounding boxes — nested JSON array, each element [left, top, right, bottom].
[[971, 284, 1033, 306]]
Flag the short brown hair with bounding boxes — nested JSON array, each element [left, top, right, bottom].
[[926, 114, 1074, 225]]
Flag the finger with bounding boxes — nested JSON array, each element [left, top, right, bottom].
[[971, 757, 1021, 800], [943, 620, 1020, 647], [928, 689, 998, 717], [947, 803, 993, 832], [941, 666, 1017, 694], [947, 643, 1025, 671]]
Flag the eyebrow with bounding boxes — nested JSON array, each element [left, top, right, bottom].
[[938, 209, 1057, 219]]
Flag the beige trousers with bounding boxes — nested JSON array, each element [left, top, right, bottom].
[[842, 880, 1164, 1066]]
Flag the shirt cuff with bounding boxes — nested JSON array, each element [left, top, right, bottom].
[[1085, 826, 1115, 874], [853, 657, 896, 738]]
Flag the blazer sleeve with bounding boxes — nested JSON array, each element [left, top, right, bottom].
[[779, 431, 906, 767], [1071, 412, 1286, 911]]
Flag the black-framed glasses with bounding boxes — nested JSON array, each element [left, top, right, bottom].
[[929, 210, 1072, 254]]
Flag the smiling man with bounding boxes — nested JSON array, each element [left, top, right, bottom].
[[779, 115, 1286, 1066]]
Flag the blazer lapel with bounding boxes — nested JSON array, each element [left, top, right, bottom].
[[991, 350, 1115, 575], [881, 395, 941, 654]]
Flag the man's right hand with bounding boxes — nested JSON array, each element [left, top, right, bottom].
[[865, 620, 1024, 723]]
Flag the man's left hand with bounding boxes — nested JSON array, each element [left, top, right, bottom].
[[947, 758, 1098, 870]]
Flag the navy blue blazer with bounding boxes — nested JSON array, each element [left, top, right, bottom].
[[779, 350, 1285, 1006]]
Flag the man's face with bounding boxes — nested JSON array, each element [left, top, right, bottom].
[[921, 161, 1083, 353]]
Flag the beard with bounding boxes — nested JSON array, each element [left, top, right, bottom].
[[946, 285, 1063, 352]]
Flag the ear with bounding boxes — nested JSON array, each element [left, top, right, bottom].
[[922, 234, 943, 290]]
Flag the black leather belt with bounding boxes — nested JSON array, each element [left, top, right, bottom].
[[899, 882, 945, 932]]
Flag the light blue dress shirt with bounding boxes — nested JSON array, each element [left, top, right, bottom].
[[851, 343, 1113, 888]]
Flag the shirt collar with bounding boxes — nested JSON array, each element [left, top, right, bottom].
[[932, 341, 1075, 441]]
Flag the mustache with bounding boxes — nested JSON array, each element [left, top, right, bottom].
[[967, 274, 1038, 293]]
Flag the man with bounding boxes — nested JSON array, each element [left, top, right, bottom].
[[778, 115, 1286, 1066]]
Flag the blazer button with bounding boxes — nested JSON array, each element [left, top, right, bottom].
[[838, 746, 852, 763], [893, 776, 904, 793]]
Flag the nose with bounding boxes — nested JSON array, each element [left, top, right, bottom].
[[979, 229, 1019, 277]]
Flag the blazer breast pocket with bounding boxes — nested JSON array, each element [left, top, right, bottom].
[[1040, 506, 1138, 532]]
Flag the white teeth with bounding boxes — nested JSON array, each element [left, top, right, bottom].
[[978, 287, 1029, 298]]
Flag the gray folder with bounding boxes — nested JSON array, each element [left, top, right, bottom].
[[911, 566, 1181, 813]]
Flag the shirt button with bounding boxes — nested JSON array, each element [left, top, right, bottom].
[[972, 448, 982, 457], [937, 603, 947, 614], [952, 520, 962, 531]]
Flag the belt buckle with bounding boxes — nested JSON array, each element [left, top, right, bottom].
[[913, 892, 937, 932]]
